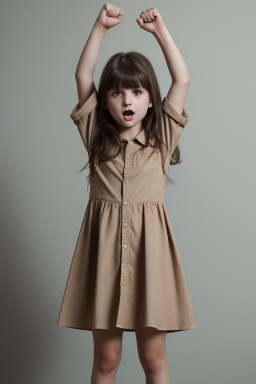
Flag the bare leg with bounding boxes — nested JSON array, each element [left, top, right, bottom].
[[135, 327, 171, 384], [90, 328, 123, 384]]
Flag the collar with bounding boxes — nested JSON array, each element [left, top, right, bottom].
[[120, 128, 148, 146]]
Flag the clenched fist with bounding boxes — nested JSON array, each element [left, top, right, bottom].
[[96, 3, 124, 30], [136, 8, 165, 33]]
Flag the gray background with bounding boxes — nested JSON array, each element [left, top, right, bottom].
[[1, 0, 255, 383]]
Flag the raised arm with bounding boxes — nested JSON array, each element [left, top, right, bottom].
[[136, 7, 190, 115], [75, 23, 107, 108], [74, 3, 124, 108]]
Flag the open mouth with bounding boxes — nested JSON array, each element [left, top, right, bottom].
[[122, 110, 134, 116], [122, 110, 135, 121]]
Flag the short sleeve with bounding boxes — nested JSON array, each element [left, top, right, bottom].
[[161, 96, 189, 157], [70, 84, 98, 152]]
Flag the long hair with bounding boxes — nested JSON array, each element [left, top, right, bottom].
[[79, 51, 182, 190]]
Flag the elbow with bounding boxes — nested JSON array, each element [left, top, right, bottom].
[[75, 70, 85, 79], [184, 76, 191, 84], [182, 73, 191, 84], [173, 76, 191, 85]]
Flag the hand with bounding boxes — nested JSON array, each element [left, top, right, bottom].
[[95, 3, 124, 30], [136, 8, 165, 33]]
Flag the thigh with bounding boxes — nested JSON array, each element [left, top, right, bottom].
[[92, 328, 124, 358], [135, 327, 167, 358]]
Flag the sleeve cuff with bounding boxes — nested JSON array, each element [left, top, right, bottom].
[[70, 86, 98, 122], [162, 96, 189, 126]]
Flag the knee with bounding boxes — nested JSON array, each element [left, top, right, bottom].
[[94, 349, 121, 374], [139, 349, 166, 374]]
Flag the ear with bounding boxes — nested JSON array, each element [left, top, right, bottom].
[[148, 102, 153, 108]]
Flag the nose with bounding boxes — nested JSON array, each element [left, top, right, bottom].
[[123, 91, 132, 106]]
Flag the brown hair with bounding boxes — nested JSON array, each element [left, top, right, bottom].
[[79, 51, 182, 190]]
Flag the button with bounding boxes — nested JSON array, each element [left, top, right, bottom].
[[124, 222, 128, 227], [123, 262, 127, 267], [125, 179, 129, 184], [123, 244, 128, 249], [124, 201, 128, 206]]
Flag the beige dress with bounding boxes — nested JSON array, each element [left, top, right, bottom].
[[56, 83, 196, 333]]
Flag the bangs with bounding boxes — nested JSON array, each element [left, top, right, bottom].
[[105, 62, 150, 93]]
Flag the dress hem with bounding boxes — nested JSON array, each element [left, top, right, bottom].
[[56, 321, 197, 333]]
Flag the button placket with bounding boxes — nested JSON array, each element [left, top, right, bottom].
[[117, 140, 134, 323]]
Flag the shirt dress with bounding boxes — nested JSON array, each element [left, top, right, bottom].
[[56, 83, 197, 333]]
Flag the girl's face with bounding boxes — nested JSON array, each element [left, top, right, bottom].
[[105, 87, 152, 132]]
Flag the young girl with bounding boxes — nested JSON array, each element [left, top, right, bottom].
[[57, 3, 196, 383]]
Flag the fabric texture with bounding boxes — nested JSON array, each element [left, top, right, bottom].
[[56, 83, 196, 333]]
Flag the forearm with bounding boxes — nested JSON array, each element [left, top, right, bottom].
[[153, 26, 190, 83], [75, 22, 107, 79]]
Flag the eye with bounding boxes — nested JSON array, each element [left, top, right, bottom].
[[112, 91, 121, 96], [111, 89, 142, 96]]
